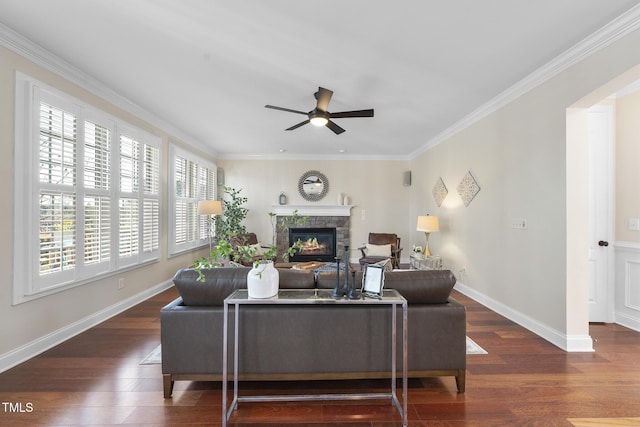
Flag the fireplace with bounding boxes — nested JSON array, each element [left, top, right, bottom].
[[289, 227, 337, 262]]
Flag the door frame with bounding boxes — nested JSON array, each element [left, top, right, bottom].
[[588, 104, 615, 323]]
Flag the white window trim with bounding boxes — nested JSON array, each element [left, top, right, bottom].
[[168, 143, 217, 257], [13, 72, 161, 304]]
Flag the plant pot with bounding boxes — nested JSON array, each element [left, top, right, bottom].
[[247, 260, 279, 298]]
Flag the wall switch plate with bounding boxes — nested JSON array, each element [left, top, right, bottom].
[[511, 218, 527, 229], [629, 218, 640, 231]]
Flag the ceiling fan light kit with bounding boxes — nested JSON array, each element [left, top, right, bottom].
[[309, 111, 329, 126], [265, 86, 374, 135]]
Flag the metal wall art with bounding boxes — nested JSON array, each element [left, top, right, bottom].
[[432, 177, 448, 207], [298, 170, 329, 202], [457, 171, 481, 207]]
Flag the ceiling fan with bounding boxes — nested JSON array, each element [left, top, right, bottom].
[[264, 87, 374, 135]]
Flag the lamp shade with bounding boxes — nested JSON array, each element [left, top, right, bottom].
[[198, 200, 222, 215], [417, 215, 439, 232]]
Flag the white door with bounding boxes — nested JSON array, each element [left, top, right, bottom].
[[588, 105, 614, 323]]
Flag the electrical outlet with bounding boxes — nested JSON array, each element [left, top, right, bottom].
[[118, 278, 125, 290], [511, 218, 527, 229], [629, 218, 640, 231]]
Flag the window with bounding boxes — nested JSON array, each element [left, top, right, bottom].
[[168, 144, 216, 256], [14, 73, 161, 303]]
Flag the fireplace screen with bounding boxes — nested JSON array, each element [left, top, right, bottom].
[[289, 227, 337, 262]]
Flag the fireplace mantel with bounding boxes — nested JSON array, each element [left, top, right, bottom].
[[271, 205, 353, 217]]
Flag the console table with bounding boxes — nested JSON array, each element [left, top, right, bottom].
[[222, 288, 408, 426]]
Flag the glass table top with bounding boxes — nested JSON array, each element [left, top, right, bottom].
[[225, 288, 406, 305]]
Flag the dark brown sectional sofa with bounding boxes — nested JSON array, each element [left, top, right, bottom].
[[160, 267, 466, 398]]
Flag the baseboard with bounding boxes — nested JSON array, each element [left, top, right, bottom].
[[0, 279, 174, 374], [615, 312, 640, 333], [454, 282, 594, 353]]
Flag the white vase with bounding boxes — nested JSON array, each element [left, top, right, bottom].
[[338, 192, 344, 205], [247, 260, 279, 298]]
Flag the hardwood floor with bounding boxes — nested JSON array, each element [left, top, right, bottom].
[[1, 287, 640, 426]]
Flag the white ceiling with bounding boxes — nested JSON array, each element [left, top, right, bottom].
[[1, 0, 639, 159]]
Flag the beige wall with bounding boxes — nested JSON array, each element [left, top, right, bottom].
[[616, 90, 640, 243], [217, 159, 411, 261], [410, 28, 640, 346], [0, 46, 212, 365]]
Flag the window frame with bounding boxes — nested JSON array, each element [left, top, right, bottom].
[[168, 143, 217, 257], [13, 72, 162, 304]]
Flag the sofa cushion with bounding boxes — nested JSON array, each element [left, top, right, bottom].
[[383, 270, 456, 304], [316, 269, 455, 304], [173, 267, 250, 306], [173, 266, 316, 306], [277, 268, 317, 289], [316, 270, 363, 289]]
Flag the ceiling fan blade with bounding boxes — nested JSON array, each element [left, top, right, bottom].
[[329, 109, 375, 119], [315, 87, 333, 111], [286, 120, 310, 131], [326, 120, 345, 135], [265, 105, 308, 115]]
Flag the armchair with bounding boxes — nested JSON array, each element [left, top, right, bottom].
[[229, 232, 274, 266], [358, 233, 403, 269]]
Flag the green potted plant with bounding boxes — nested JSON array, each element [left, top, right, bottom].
[[193, 186, 249, 281]]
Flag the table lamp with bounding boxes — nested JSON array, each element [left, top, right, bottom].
[[416, 215, 439, 256], [198, 200, 223, 254]]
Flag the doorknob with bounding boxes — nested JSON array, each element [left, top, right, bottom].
[[598, 240, 609, 247]]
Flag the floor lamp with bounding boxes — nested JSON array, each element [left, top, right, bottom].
[[416, 215, 439, 256], [198, 200, 223, 254]]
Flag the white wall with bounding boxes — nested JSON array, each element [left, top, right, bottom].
[[616, 90, 640, 243], [613, 84, 640, 331], [217, 159, 411, 262]]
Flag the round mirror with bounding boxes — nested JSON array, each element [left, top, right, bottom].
[[298, 170, 329, 202]]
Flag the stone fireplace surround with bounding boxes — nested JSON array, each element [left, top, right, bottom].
[[272, 205, 352, 262]]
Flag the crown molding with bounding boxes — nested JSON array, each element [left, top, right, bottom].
[[217, 152, 412, 161], [0, 23, 216, 158], [410, 4, 640, 160]]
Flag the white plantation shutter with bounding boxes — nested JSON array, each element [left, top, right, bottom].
[[83, 120, 111, 273], [13, 74, 162, 303], [84, 195, 110, 266], [39, 102, 76, 186], [84, 121, 110, 190], [169, 144, 216, 255], [118, 198, 139, 258], [142, 144, 160, 256], [117, 131, 161, 266], [38, 192, 76, 276], [119, 135, 139, 193], [143, 199, 160, 253], [37, 100, 78, 290]]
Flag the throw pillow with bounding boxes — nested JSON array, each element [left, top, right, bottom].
[[366, 243, 392, 257]]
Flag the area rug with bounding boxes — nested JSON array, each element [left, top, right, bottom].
[[466, 336, 488, 355], [140, 344, 162, 364], [141, 337, 487, 364]]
